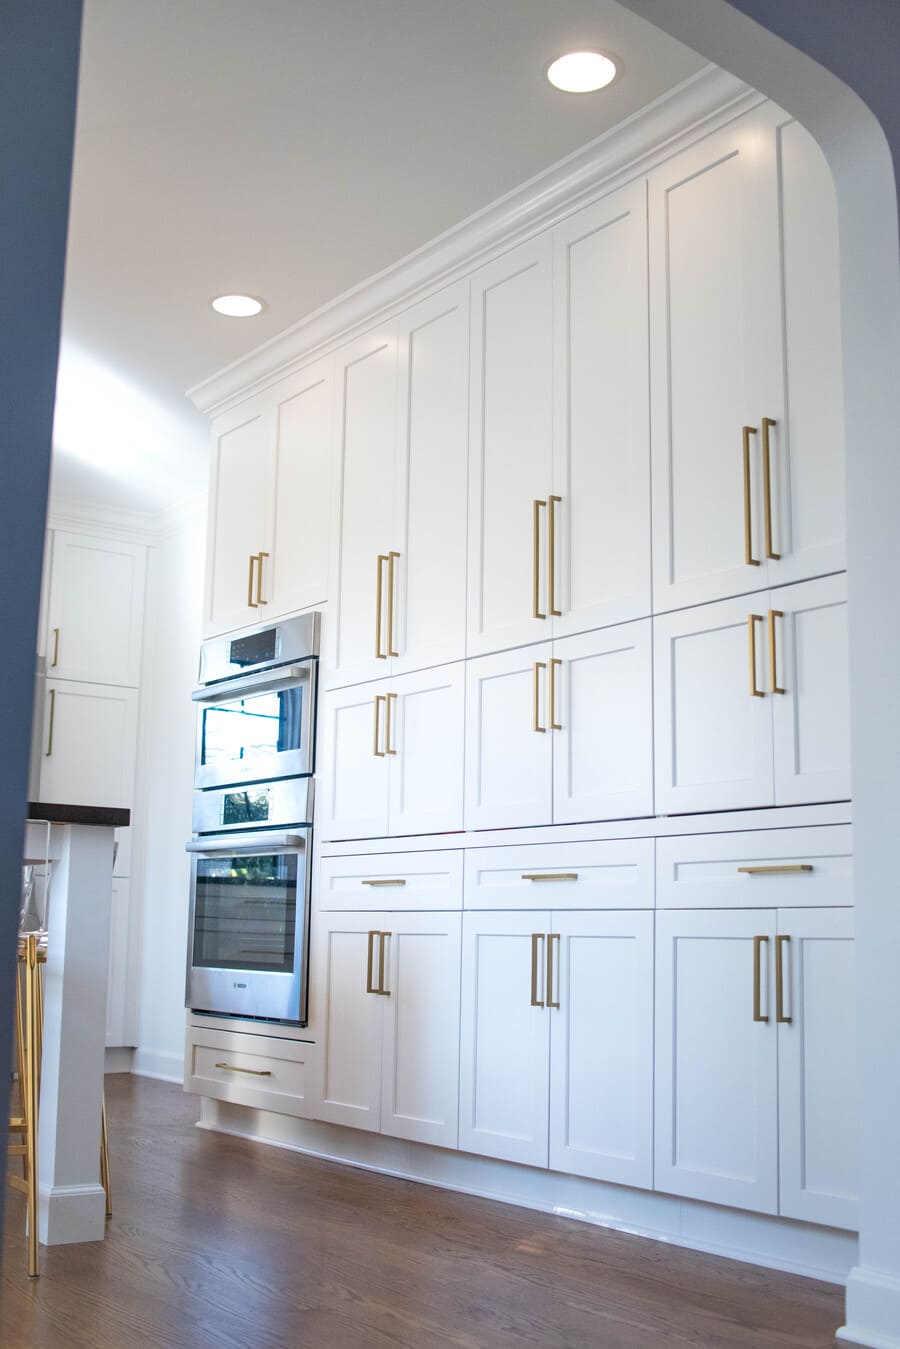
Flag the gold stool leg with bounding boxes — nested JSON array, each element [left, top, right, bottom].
[[24, 935, 40, 1278], [100, 1094, 111, 1219]]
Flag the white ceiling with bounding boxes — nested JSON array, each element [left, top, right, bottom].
[[50, 0, 705, 514]]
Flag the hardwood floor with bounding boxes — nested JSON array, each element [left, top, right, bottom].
[[1, 1074, 843, 1348]]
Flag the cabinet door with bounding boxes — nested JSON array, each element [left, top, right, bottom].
[[204, 397, 275, 637], [458, 910, 551, 1167], [650, 109, 782, 612], [654, 909, 779, 1214], [266, 356, 334, 617], [380, 913, 462, 1149], [105, 878, 133, 1048], [318, 682, 390, 841], [654, 596, 774, 815], [315, 914, 385, 1132], [777, 908, 857, 1229], [464, 643, 553, 830], [549, 910, 653, 1188], [467, 236, 553, 657], [392, 284, 469, 676], [387, 662, 465, 836], [552, 621, 653, 824], [552, 181, 651, 637], [40, 680, 138, 810], [45, 530, 146, 686], [327, 326, 398, 686], [772, 574, 851, 805]]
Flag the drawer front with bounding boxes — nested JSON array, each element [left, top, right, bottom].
[[318, 850, 463, 911], [185, 1026, 317, 1117], [656, 825, 853, 909], [464, 839, 654, 910]]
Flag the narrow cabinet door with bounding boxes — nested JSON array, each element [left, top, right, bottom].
[[552, 181, 651, 636], [315, 913, 386, 1132], [467, 236, 553, 658], [380, 913, 462, 1149], [317, 682, 390, 841], [392, 284, 469, 675], [464, 643, 554, 830], [654, 909, 779, 1214], [40, 680, 138, 810], [777, 908, 857, 1230], [552, 621, 653, 824], [548, 911, 653, 1188], [45, 531, 146, 686], [654, 596, 774, 815], [772, 574, 851, 806], [387, 662, 465, 836], [459, 911, 551, 1167]]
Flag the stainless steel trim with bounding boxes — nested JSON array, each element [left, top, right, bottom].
[[185, 832, 305, 855], [192, 777, 314, 836], [192, 663, 311, 704], [198, 612, 320, 685]]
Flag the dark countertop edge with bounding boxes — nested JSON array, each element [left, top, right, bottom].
[[27, 802, 131, 828]]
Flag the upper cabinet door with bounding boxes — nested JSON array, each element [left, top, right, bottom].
[[40, 679, 138, 810], [46, 531, 146, 687], [204, 396, 275, 637], [387, 662, 465, 837], [552, 181, 651, 637], [266, 356, 334, 619], [317, 680, 391, 842], [391, 284, 469, 677], [326, 326, 399, 688], [649, 110, 783, 613], [467, 237, 553, 658]]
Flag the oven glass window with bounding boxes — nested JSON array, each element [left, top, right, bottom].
[[200, 687, 304, 771], [193, 853, 298, 973]]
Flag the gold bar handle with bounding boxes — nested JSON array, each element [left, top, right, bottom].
[[753, 934, 769, 1023], [387, 551, 400, 657], [214, 1063, 273, 1077], [762, 417, 780, 560], [533, 661, 547, 733], [737, 864, 814, 875], [521, 873, 578, 882], [373, 694, 386, 757], [376, 931, 391, 996], [768, 609, 785, 694], [546, 933, 560, 1010], [548, 495, 562, 617], [247, 554, 258, 608], [385, 691, 398, 755], [366, 930, 376, 993], [46, 688, 55, 757], [530, 932, 545, 1008], [550, 657, 562, 730], [51, 627, 59, 668], [375, 554, 388, 658], [255, 551, 269, 605], [775, 934, 792, 1024], [742, 426, 760, 566], [533, 499, 547, 619], [361, 878, 407, 887], [748, 614, 764, 697]]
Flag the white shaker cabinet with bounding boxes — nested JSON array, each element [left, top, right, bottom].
[[44, 530, 146, 687]]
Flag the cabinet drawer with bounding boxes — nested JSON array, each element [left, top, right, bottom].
[[318, 850, 463, 911], [185, 1026, 317, 1117], [464, 839, 654, 910], [656, 825, 852, 908]]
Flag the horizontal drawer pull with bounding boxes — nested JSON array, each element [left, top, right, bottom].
[[214, 1062, 273, 1077], [361, 878, 407, 887], [521, 872, 579, 882], [737, 864, 814, 876]]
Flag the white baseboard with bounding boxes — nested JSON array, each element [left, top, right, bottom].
[[131, 1047, 183, 1083], [38, 1182, 106, 1246], [197, 1097, 857, 1287], [837, 1267, 900, 1348]]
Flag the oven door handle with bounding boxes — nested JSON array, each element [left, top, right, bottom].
[[191, 663, 311, 704], [185, 832, 306, 855]]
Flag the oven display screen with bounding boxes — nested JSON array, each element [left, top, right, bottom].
[[221, 789, 270, 827], [228, 629, 277, 667]]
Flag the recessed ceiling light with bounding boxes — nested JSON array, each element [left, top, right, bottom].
[[211, 294, 265, 318], [547, 50, 617, 94]]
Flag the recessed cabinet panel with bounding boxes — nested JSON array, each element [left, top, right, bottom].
[[388, 662, 465, 836], [105, 878, 132, 1048], [319, 684, 390, 841], [45, 531, 146, 687], [205, 401, 274, 636], [465, 643, 554, 830], [316, 917, 384, 1132]]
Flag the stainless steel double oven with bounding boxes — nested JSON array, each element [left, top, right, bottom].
[[185, 613, 319, 1024]]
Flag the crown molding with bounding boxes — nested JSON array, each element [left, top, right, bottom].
[[188, 65, 760, 417], [47, 489, 207, 546]]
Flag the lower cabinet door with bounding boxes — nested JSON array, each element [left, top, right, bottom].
[[548, 911, 653, 1187], [316, 914, 385, 1132], [459, 911, 551, 1166], [654, 908, 779, 1213], [777, 907, 857, 1229], [380, 913, 462, 1149]]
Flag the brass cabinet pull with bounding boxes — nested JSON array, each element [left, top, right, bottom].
[[255, 551, 269, 605], [214, 1063, 273, 1077], [387, 551, 400, 657], [768, 609, 785, 694], [51, 627, 59, 668], [375, 555, 388, 658], [521, 873, 578, 882], [373, 694, 386, 757], [546, 933, 560, 1010], [775, 934, 792, 1024], [385, 691, 398, 755], [376, 931, 391, 996], [737, 864, 814, 875], [742, 426, 760, 566], [361, 878, 407, 887], [45, 688, 55, 757], [548, 495, 562, 616], [366, 930, 377, 993], [247, 554, 258, 608], [761, 417, 780, 560], [549, 657, 562, 730], [533, 499, 547, 619], [530, 932, 545, 1008], [753, 934, 769, 1023], [748, 614, 764, 697], [533, 661, 547, 732]]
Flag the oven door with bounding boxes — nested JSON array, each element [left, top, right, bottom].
[[193, 659, 316, 790], [185, 830, 311, 1023]]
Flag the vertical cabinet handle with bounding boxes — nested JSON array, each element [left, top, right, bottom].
[[247, 555, 258, 608], [373, 694, 386, 757], [548, 495, 562, 617], [376, 931, 391, 996], [742, 426, 760, 567], [532, 662, 547, 733], [45, 688, 56, 757], [533, 499, 547, 620], [775, 934, 792, 1024], [375, 555, 388, 658], [366, 930, 376, 993], [747, 614, 764, 698], [768, 609, 785, 694], [530, 932, 545, 1007], [753, 934, 769, 1023], [51, 627, 60, 668], [546, 933, 560, 1009], [761, 417, 780, 560], [387, 552, 400, 657], [385, 691, 398, 755], [549, 658, 562, 730], [255, 552, 269, 605]]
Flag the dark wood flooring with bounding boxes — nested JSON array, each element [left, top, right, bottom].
[[1, 1074, 844, 1348]]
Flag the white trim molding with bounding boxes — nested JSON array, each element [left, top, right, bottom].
[[38, 1181, 107, 1246], [838, 1268, 900, 1349], [132, 1047, 185, 1084]]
